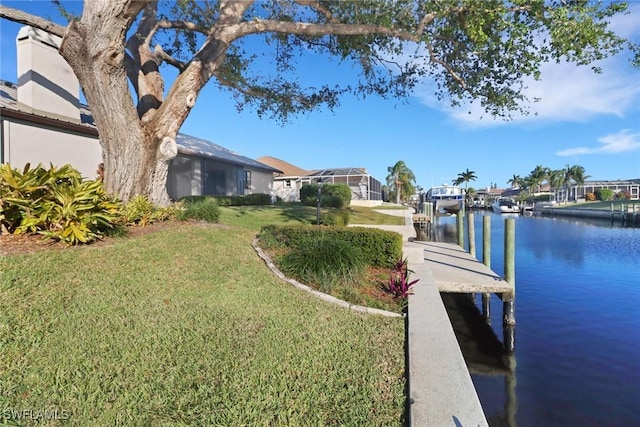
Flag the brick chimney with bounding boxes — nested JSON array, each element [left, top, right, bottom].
[[16, 26, 80, 122]]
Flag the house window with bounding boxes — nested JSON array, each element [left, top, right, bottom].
[[285, 180, 292, 188], [244, 170, 252, 189]]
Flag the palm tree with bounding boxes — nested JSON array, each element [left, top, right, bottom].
[[453, 169, 477, 206], [386, 160, 416, 204], [548, 169, 565, 202], [562, 164, 589, 202], [529, 165, 550, 194], [507, 174, 523, 188]]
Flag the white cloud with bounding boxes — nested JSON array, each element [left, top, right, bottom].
[[411, 3, 640, 128], [557, 129, 640, 156]]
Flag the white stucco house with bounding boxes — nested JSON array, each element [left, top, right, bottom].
[[0, 26, 280, 201]]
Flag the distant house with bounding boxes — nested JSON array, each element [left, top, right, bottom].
[[257, 156, 384, 206], [556, 179, 640, 201], [0, 26, 280, 200], [256, 156, 312, 202]]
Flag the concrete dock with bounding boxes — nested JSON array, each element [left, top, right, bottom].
[[417, 241, 513, 294], [358, 208, 515, 426]]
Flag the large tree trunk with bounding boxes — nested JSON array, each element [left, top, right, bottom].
[[57, 1, 176, 206]]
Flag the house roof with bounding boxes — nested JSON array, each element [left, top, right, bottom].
[[256, 156, 310, 177], [0, 79, 281, 173], [308, 167, 368, 177], [179, 135, 281, 172]]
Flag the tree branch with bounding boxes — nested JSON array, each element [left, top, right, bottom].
[[0, 5, 65, 37], [155, 45, 186, 72], [224, 18, 429, 44]]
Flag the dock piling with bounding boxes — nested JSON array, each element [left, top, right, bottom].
[[456, 210, 464, 248], [468, 212, 476, 258], [503, 218, 516, 352]]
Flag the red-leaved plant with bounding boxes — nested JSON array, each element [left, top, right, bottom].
[[387, 256, 419, 299]]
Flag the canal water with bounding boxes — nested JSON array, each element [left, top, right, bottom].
[[432, 212, 640, 427]]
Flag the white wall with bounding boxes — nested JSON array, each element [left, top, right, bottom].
[[2, 118, 101, 178], [272, 179, 301, 202], [245, 168, 274, 195]]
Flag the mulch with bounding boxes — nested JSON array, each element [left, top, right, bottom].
[[0, 221, 184, 256]]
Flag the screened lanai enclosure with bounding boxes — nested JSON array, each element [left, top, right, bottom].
[[306, 168, 383, 203]]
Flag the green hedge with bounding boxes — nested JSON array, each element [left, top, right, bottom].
[[259, 224, 402, 267], [320, 209, 350, 226], [180, 193, 272, 206]]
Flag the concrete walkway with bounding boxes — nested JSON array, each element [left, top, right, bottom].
[[351, 208, 489, 426]]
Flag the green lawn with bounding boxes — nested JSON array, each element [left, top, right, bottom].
[[218, 203, 405, 228], [0, 205, 406, 425]]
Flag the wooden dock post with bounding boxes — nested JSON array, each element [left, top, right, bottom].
[[503, 218, 516, 352], [482, 215, 491, 322], [456, 210, 464, 248], [467, 212, 476, 258]]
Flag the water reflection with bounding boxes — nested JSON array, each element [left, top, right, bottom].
[[441, 293, 518, 427], [434, 211, 640, 427]]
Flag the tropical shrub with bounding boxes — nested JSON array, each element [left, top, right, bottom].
[[177, 197, 220, 222], [595, 188, 614, 201], [585, 192, 597, 202], [276, 236, 366, 293], [121, 195, 179, 226], [385, 256, 419, 299], [0, 163, 120, 244], [260, 225, 402, 267], [616, 191, 630, 200]]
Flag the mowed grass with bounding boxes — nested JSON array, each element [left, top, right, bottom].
[[219, 203, 405, 229], [0, 206, 406, 425]]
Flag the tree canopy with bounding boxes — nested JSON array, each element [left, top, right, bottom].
[[1, 0, 638, 204]]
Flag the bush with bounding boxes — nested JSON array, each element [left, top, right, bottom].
[[260, 224, 402, 267], [320, 209, 350, 226], [595, 188, 614, 201], [585, 192, 597, 202], [180, 193, 271, 206], [323, 184, 351, 207], [322, 195, 344, 209], [300, 184, 320, 206], [300, 183, 352, 207], [616, 191, 631, 200], [0, 163, 121, 244], [177, 197, 220, 222], [277, 236, 366, 293]]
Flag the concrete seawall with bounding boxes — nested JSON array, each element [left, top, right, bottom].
[[538, 206, 640, 225], [353, 208, 489, 425]]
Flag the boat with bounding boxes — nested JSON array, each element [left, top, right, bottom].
[[426, 184, 464, 213], [491, 197, 520, 213]]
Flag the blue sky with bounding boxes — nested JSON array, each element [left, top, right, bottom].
[[1, 1, 639, 191]]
